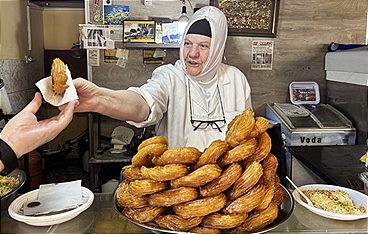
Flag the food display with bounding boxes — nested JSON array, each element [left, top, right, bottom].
[[0, 175, 20, 197], [116, 108, 283, 233], [303, 189, 366, 215], [51, 58, 69, 95]]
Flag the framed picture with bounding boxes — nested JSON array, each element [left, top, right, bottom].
[[210, 0, 280, 37], [123, 20, 155, 43]]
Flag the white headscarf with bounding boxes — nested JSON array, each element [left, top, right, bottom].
[[179, 6, 228, 82]]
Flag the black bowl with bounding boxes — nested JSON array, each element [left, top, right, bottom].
[[1, 169, 27, 210]]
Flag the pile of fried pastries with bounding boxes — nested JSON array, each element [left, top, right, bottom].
[[116, 108, 283, 233]]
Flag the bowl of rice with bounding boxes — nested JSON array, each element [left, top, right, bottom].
[[292, 184, 368, 220], [1, 169, 26, 210]]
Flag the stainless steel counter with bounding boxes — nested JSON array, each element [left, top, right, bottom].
[[1, 193, 367, 233]]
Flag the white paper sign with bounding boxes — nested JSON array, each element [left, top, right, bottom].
[[251, 40, 274, 70]]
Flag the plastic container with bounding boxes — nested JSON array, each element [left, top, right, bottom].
[[289, 81, 320, 105]]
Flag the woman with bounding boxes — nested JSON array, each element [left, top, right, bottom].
[[73, 6, 251, 151]]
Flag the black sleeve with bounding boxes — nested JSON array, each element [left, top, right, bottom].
[[0, 139, 18, 175]]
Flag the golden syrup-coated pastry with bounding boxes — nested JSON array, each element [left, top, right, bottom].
[[200, 163, 242, 197], [228, 161, 263, 200], [123, 167, 144, 181], [226, 108, 255, 147], [261, 153, 278, 187], [148, 187, 199, 207], [225, 183, 266, 214], [141, 164, 189, 181], [171, 164, 222, 188], [217, 138, 257, 167], [247, 125, 259, 139], [194, 140, 230, 169], [272, 176, 283, 206], [123, 206, 166, 223], [202, 212, 248, 229], [246, 132, 272, 163], [115, 182, 148, 208], [51, 58, 69, 95], [255, 116, 269, 134], [234, 202, 279, 233], [173, 193, 227, 219], [152, 147, 201, 166], [255, 182, 275, 212], [189, 227, 221, 234], [131, 143, 168, 167], [155, 215, 204, 231], [128, 179, 168, 196], [138, 136, 167, 151]]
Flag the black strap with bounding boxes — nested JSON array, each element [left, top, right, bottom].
[[0, 139, 18, 175]]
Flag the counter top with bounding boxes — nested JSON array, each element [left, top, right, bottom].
[[289, 145, 366, 189], [1, 193, 367, 233]]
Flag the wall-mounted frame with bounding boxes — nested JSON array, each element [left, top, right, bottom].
[[123, 20, 155, 43], [210, 0, 280, 37]]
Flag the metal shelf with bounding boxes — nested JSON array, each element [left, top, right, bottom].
[[115, 41, 180, 49], [89, 149, 133, 164]]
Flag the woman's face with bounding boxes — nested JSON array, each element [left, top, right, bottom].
[[183, 34, 211, 76]]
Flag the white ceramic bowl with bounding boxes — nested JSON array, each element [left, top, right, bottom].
[[8, 187, 94, 226], [292, 184, 368, 220]]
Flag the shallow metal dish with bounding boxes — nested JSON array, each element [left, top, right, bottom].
[[1, 169, 27, 210], [114, 184, 294, 233]]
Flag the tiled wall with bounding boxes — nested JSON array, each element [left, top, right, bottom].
[[0, 59, 44, 113]]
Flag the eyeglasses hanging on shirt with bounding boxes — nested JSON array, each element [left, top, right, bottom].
[[188, 80, 226, 132]]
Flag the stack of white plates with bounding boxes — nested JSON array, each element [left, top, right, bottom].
[[8, 187, 94, 226]]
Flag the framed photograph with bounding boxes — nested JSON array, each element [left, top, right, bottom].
[[210, 0, 280, 37], [103, 5, 129, 25], [123, 20, 155, 43]]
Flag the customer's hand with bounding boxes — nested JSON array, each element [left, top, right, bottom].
[[0, 92, 77, 157]]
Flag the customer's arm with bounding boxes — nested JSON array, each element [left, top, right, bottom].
[[0, 92, 77, 174], [73, 78, 150, 122]]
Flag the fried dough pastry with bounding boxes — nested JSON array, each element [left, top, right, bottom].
[[141, 164, 189, 181], [123, 167, 143, 181], [202, 212, 248, 229], [148, 187, 199, 207], [171, 164, 222, 188], [194, 140, 230, 169], [155, 215, 204, 231], [228, 161, 263, 200], [233, 202, 279, 233], [261, 153, 278, 187], [255, 116, 269, 134], [123, 206, 165, 223], [115, 182, 148, 208], [51, 58, 69, 95], [173, 193, 227, 218], [272, 176, 283, 206], [225, 184, 266, 214], [132, 143, 168, 167], [217, 138, 257, 167], [246, 132, 271, 163], [200, 163, 242, 197], [138, 136, 167, 151], [152, 147, 201, 166], [128, 179, 168, 196], [255, 182, 275, 211], [189, 227, 221, 234], [226, 108, 255, 147]]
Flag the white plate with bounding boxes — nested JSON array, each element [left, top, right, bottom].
[[292, 184, 368, 220], [8, 187, 94, 226]]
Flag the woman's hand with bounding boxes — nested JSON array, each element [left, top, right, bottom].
[[0, 92, 77, 157]]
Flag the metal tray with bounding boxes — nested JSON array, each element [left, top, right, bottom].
[[1, 169, 27, 209], [113, 184, 294, 234]]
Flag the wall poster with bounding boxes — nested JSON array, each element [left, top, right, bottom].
[[251, 40, 274, 70]]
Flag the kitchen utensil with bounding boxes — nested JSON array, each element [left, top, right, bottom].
[[286, 176, 314, 207]]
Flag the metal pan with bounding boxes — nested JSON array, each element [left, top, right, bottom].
[[1, 169, 27, 210], [113, 184, 294, 234]]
